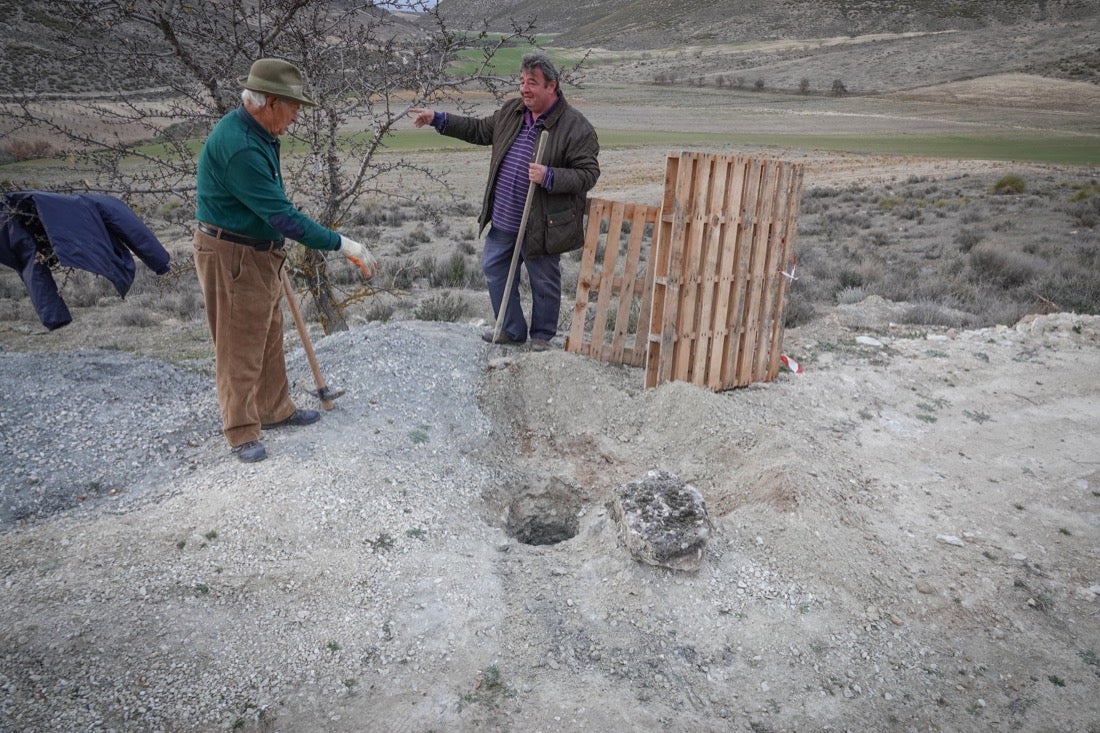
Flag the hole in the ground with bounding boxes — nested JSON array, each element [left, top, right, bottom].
[[504, 477, 584, 546]]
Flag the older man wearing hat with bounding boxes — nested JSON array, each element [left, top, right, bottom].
[[194, 57, 376, 463]]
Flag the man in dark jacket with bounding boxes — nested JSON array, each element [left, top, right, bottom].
[[411, 52, 600, 351]]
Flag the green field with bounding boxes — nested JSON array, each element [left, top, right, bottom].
[[384, 127, 1100, 166]]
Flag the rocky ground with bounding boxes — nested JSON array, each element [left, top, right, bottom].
[[1, 308, 1098, 732], [2, 22, 1100, 732]]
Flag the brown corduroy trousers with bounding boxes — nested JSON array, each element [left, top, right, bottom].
[[193, 230, 297, 447]]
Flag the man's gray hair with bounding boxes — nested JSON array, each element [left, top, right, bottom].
[[521, 52, 558, 84], [241, 88, 269, 107]]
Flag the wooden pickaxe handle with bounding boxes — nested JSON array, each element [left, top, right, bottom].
[[281, 270, 335, 410]]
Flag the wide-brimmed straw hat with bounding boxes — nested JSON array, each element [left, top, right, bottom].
[[237, 58, 316, 107]]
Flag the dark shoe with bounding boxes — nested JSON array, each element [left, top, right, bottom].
[[481, 329, 524, 346], [263, 408, 321, 429], [530, 339, 552, 353], [232, 440, 267, 463]]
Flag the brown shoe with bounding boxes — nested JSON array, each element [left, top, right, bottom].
[[530, 339, 552, 352]]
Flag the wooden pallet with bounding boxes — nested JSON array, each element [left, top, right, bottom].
[[565, 198, 661, 366], [646, 152, 803, 390], [567, 153, 803, 391]]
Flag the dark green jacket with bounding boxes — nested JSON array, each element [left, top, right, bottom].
[[441, 93, 600, 256]]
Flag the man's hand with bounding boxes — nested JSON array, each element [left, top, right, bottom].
[[339, 235, 378, 279], [409, 108, 435, 128], [529, 163, 549, 186]]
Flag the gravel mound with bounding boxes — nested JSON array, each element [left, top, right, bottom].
[[0, 350, 216, 527], [0, 320, 493, 529]]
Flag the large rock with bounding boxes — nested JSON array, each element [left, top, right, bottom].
[[612, 470, 710, 571]]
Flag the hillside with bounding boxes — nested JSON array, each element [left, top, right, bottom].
[[433, 0, 1100, 48], [3, 0, 1098, 97]]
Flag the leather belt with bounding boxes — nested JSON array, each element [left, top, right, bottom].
[[197, 222, 284, 251]]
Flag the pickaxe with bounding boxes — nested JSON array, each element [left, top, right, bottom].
[[281, 271, 343, 410]]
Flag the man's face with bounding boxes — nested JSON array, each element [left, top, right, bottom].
[[520, 67, 556, 116], [266, 97, 301, 136]]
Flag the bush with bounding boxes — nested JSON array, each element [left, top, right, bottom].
[[967, 244, 1047, 288], [382, 257, 418, 290], [836, 286, 866, 305], [1066, 196, 1099, 228], [899, 301, 980, 329], [364, 301, 395, 322], [116, 305, 158, 327], [783, 289, 815, 327], [991, 174, 1026, 195], [414, 291, 470, 322], [955, 228, 984, 252], [0, 139, 57, 162]]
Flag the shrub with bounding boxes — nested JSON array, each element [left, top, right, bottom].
[[383, 257, 418, 290], [836, 286, 866, 305], [783, 288, 815, 327], [866, 231, 891, 247], [991, 174, 1026, 195], [1066, 196, 1099, 228], [899, 301, 980, 329], [398, 224, 432, 254], [158, 288, 205, 320], [837, 268, 863, 290], [831, 79, 847, 95], [0, 139, 57, 162], [414, 291, 470, 322], [421, 251, 480, 288], [955, 228, 984, 252], [364, 301, 395, 322], [967, 244, 1047, 288], [116, 305, 158, 327]]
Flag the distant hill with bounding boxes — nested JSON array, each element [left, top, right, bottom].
[[1, 0, 1096, 97], [431, 0, 1100, 49]]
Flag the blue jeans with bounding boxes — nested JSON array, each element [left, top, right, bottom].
[[483, 226, 561, 342]]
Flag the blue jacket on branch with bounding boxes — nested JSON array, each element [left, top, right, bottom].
[[0, 191, 171, 330]]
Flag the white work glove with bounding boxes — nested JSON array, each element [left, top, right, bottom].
[[339, 235, 378, 279]]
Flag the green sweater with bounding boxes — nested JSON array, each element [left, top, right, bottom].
[[196, 107, 339, 250]]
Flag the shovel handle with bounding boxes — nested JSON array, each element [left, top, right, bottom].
[[282, 271, 335, 410]]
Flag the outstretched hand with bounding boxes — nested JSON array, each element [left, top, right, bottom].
[[408, 108, 435, 128], [339, 236, 378, 279]]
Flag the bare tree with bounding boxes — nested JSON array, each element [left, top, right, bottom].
[[0, 0, 538, 333]]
